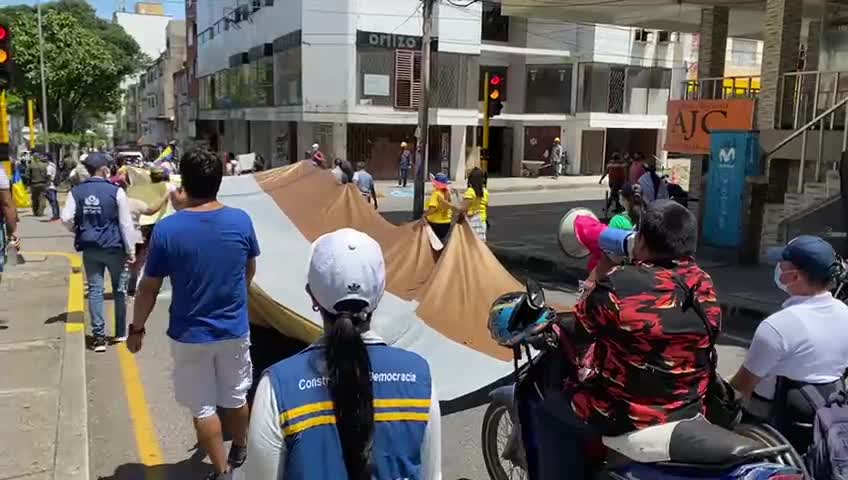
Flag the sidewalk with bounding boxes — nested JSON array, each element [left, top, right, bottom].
[[376, 174, 601, 197], [491, 234, 786, 320], [0, 214, 87, 480]]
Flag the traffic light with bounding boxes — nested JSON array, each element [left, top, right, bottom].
[[486, 73, 504, 118], [0, 23, 11, 89]]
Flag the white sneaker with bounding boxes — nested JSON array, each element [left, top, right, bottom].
[[113, 336, 128, 343]]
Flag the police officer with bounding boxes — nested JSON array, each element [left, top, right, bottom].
[[27, 153, 49, 217], [245, 228, 441, 480], [61, 152, 136, 352]]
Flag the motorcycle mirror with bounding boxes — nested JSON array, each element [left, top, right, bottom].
[[526, 279, 546, 309]]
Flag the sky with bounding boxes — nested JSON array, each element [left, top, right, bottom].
[[0, 0, 185, 20]]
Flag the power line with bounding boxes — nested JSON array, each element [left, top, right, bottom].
[[392, 2, 423, 34]]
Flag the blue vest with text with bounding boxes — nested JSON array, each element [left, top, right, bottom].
[[265, 343, 432, 480], [72, 178, 123, 252]]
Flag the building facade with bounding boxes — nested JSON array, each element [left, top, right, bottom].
[[137, 20, 187, 146], [193, 0, 697, 178], [477, 2, 689, 176]]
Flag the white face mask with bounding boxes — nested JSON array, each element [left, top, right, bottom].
[[774, 264, 791, 293]]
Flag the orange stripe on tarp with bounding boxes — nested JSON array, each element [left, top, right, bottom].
[[254, 162, 519, 361]]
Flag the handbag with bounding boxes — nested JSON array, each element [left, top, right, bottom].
[[673, 275, 743, 429]]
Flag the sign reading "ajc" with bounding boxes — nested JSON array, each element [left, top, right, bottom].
[[665, 99, 755, 154]]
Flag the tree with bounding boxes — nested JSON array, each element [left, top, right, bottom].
[[0, 0, 146, 133]]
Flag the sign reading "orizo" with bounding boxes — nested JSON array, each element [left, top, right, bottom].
[[665, 99, 755, 154], [356, 30, 423, 50]]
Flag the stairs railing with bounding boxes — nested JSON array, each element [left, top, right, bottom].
[[766, 95, 848, 193]]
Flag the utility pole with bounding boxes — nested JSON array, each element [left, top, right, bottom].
[[37, 0, 49, 149], [27, 99, 35, 149], [412, 0, 435, 220], [481, 72, 490, 174]]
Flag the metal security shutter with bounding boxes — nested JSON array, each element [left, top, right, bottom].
[[395, 50, 421, 110]]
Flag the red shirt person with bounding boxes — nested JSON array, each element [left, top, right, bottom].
[[528, 200, 720, 480]]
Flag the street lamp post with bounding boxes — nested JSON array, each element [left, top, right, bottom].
[[36, 0, 49, 148]]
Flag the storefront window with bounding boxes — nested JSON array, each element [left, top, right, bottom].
[[273, 47, 302, 106], [214, 70, 229, 108], [579, 63, 670, 114], [357, 47, 394, 107], [525, 64, 572, 114], [198, 76, 214, 110], [254, 58, 274, 107], [481, 3, 509, 42], [432, 52, 479, 110]]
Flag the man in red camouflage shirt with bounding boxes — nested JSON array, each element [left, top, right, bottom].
[[530, 200, 720, 480]]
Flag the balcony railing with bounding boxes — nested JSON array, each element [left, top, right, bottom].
[[680, 75, 761, 101], [776, 70, 848, 130]]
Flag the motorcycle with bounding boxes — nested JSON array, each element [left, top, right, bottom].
[[831, 256, 848, 303], [481, 280, 808, 480]]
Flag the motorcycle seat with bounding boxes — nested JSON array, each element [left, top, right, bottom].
[[603, 415, 764, 467]]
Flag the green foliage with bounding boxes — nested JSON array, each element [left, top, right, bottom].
[[0, 0, 146, 133], [32, 130, 108, 147]]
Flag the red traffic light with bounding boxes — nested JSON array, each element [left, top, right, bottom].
[[0, 26, 7, 41], [490, 74, 502, 86]]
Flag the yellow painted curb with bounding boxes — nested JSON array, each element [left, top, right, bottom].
[[21, 251, 85, 330]]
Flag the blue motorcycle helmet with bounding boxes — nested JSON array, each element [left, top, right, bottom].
[[488, 280, 555, 347]]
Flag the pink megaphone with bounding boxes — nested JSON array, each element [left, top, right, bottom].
[[558, 207, 637, 271], [557, 208, 601, 259]]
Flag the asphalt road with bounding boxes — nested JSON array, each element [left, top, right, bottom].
[[84, 288, 754, 480], [82, 191, 760, 480]]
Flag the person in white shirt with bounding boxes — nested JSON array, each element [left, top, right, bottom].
[[45, 158, 60, 221], [731, 235, 848, 441], [245, 228, 441, 480], [61, 153, 137, 352]]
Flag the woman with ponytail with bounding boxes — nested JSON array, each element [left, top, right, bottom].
[[245, 228, 441, 480]]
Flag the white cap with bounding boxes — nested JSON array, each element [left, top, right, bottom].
[[312, 143, 319, 150], [307, 228, 386, 314]]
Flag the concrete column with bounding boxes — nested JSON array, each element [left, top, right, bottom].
[[450, 125, 467, 181], [512, 125, 525, 176], [331, 122, 348, 161], [757, 0, 803, 129], [804, 20, 822, 71], [697, 7, 729, 86], [298, 122, 315, 159]]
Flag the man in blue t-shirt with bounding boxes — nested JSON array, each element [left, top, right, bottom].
[[127, 149, 260, 480]]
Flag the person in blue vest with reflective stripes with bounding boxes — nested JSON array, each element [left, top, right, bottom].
[[245, 228, 442, 480], [61, 152, 136, 352]]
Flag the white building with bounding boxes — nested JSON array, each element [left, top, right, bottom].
[[113, 7, 174, 61], [113, 3, 174, 145], [194, 0, 692, 178]]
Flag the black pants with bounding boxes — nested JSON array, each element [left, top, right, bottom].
[[605, 184, 623, 215], [30, 184, 46, 217], [398, 168, 409, 187], [46, 189, 60, 220], [519, 389, 599, 480], [428, 221, 451, 244]]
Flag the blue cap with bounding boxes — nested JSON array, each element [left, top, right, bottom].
[[83, 152, 109, 170], [768, 235, 837, 282], [433, 173, 450, 186]]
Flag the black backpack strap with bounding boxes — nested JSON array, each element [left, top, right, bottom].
[[670, 274, 720, 382], [800, 385, 829, 410]]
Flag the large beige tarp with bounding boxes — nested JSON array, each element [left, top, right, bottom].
[[126, 167, 180, 225], [221, 162, 525, 402]]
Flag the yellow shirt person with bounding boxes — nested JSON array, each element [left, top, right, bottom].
[[461, 167, 490, 242], [424, 173, 455, 243], [426, 189, 453, 224], [463, 187, 489, 223]]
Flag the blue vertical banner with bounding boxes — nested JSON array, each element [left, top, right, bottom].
[[703, 130, 761, 248]]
